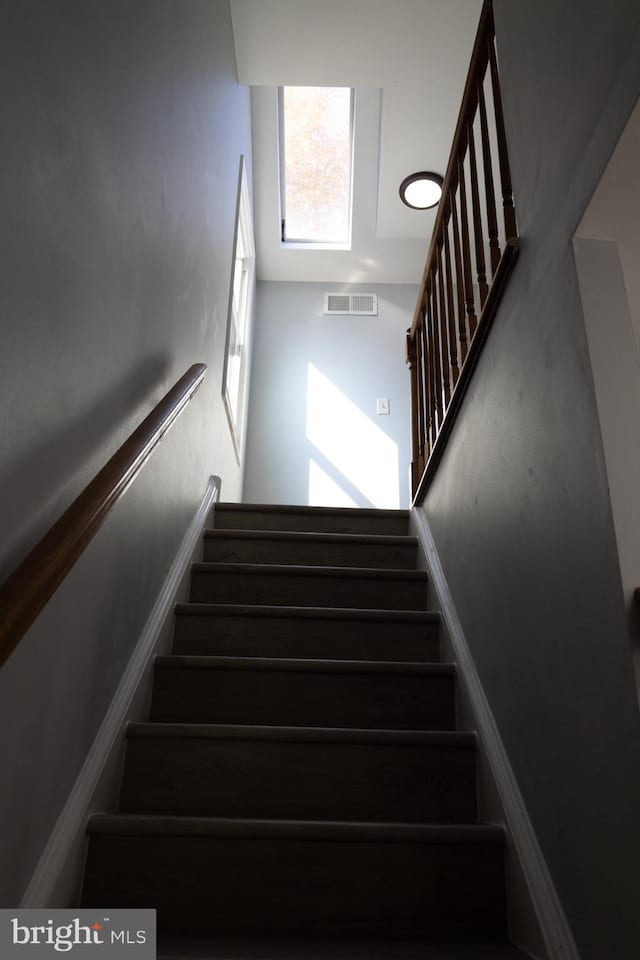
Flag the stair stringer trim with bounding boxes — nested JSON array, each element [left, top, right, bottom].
[[411, 506, 580, 960], [20, 475, 221, 908]]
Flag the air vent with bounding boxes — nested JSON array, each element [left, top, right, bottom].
[[324, 293, 378, 316]]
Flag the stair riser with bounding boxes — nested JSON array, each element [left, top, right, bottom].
[[150, 667, 455, 729], [120, 738, 476, 822], [203, 536, 417, 569], [83, 834, 505, 938], [189, 571, 427, 611], [173, 612, 440, 661], [214, 509, 409, 537]]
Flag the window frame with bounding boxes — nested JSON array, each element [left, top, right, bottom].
[[278, 85, 355, 249], [222, 154, 255, 462]]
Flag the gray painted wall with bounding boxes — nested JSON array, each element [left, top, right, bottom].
[[0, 0, 251, 904], [420, 2, 640, 957], [243, 282, 416, 508]]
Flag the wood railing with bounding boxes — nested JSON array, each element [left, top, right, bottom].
[[406, 0, 518, 501], [0, 363, 207, 669]]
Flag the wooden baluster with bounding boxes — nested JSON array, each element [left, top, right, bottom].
[[419, 300, 433, 455], [450, 190, 468, 366], [468, 119, 489, 309], [424, 292, 434, 446], [405, 2, 518, 497], [415, 314, 426, 473], [424, 290, 438, 450], [421, 317, 430, 474], [430, 277, 444, 433], [487, 35, 517, 241], [457, 154, 478, 341], [477, 71, 500, 277], [443, 210, 459, 389], [422, 316, 433, 461], [405, 331, 420, 495], [436, 244, 451, 412]]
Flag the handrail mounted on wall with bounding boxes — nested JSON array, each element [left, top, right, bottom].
[[0, 363, 207, 669]]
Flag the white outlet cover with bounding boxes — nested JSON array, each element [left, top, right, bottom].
[[376, 398, 390, 415]]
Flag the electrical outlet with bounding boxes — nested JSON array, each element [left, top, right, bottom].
[[376, 397, 390, 415]]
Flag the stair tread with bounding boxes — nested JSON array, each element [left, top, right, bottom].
[[175, 603, 439, 622], [216, 503, 410, 520], [155, 655, 453, 675], [191, 562, 427, 581], [82, 499, 517, 945], [157, 935, 532, 959], [205, 529, 418, 546], [84, 503, 513, 943], [88, 814, 504, 844], [126, 722, 473, 746]]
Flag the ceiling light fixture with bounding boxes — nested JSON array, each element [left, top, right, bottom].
[[399, 171, 443, 210]]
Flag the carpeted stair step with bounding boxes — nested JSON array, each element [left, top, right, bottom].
[[203, 529, 418, 569], [172, 605, 440, 662], [81, 501, 519, 954], [189, 563, 428, 610], [119, 724, 477, 823], [213, 503, 410, 537], [149, 656, 455, 729], [155, 935, 533, 959], [83, 816, 506, 940]]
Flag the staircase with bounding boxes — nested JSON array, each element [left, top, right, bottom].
[[82, 503, 530, 959]]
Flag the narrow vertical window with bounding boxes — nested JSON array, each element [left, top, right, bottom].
[[223, 155, 254, 459], [279, 86, 354, 245]]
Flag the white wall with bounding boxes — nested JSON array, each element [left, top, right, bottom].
[[576, 99, 640, 347], [243, 282, 417, 508], [573, 99, 640, 701], [573, 238, 640, 700]]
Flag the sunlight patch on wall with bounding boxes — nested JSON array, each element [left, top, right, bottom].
[[306, 364, 400, 508], [308, 460, 358, 508]]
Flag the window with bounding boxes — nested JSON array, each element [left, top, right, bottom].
[[279, 86, 354, 246], [223, 155, 254, 459]]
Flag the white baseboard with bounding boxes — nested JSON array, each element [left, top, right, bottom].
[[20, 476, 221, 908], [411, 507, 580, 960]]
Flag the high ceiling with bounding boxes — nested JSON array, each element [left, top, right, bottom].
[[230, 0, 482, 283]]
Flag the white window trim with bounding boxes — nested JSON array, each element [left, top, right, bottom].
[[222, 155, 255, 463]]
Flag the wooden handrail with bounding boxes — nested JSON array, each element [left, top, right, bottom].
[[409, 0, 494, 340], [406, 0, 519, 499], [0, 363, 207, 669]]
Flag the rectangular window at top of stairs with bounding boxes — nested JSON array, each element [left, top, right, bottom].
[[279, 86, 354, 249]]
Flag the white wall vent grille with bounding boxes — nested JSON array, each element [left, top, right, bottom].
[[324, 293, 378, 316]]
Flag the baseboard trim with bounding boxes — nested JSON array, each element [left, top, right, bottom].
[[20, 476, 221, 908], [411, 506, 579, 960]]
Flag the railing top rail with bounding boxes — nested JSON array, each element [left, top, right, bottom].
[[0, 362, 207, 669], [405, 0, 519, 501], [410, 0, 495, 338]]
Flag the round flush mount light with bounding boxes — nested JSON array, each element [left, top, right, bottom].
[[399, 171, 444, 210]]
